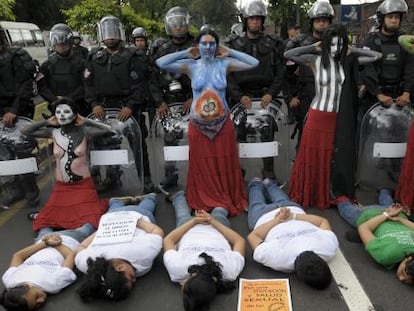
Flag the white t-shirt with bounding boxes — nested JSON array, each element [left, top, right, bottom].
[[75, 211, 162, 277], [163, 224, 245, 284], [2, 236, 79, 293], [253, 207, 338, 273]]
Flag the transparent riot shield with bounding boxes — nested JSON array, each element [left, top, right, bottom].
[[150, 102, 189, 194], [357, 102, 414, 191], [230, 98, 292, 187], [87, 109, 144, 196], [0, 117, 50, 209]]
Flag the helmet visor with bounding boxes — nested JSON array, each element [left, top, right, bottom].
[[99, 19, 124, 41], [50, 31, 71, 46]]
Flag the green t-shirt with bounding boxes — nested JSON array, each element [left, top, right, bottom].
[[356, 208, 414, 269]]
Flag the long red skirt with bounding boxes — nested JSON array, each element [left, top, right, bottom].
[[288, 109, 338, 210], [186, 116, 247, 216], [396, 120, 414, 211], [33, 177, 108, 231]]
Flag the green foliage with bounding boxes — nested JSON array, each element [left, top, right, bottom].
[[0, 0, 16, 20], [61, 0, 120, 35]]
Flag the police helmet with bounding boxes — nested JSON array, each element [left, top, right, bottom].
[[132, 27, 147, 39], [200, 24, 213, 33], [72, 31, 81, 39], [164, 6, 191, 38], [0, 26, 8, 47], [241, 0, 267, 19], [97, 16, 125, 42], [376, 0, 408, 26], [307, 1, 335, 20], [49, 23, 73, 47]]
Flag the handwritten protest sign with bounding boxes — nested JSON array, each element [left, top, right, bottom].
[[91, 212, 141, 245], [237, 278, 292, 311]]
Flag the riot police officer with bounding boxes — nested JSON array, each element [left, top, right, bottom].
[[0, 26, 40, 207], [72, 31, 89, 60], [285, 1, 334, 148], [361, 0, 414, 112], [85, 16, 153, 192], [226, 0, 285, 179], [149, 6, 194, 188], [37, 24, 89, 117]]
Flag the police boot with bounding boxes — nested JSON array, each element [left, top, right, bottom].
[[20, 174, 40, 208], [160, 165, 178, 188], [0, 179, 25, 207], [96, 167, 123, 192], [143, 176, 155, 194]]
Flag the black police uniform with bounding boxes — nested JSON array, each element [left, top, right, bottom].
[[84, 46, 148, 191], [0, 47, 39, 206], [37, 52, 89, 116], [149, 35, 194, 187], [72, 45, 89, 60], [226, 33, 285, 178], [361, 30, 414, 114]]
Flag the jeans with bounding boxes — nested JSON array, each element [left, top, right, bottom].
[[172, 191, 230, 228], [337, 189, 393, 228], [108, 193, 157, 224], [36, 223, 95, 243], [247, 179, 301, 230]]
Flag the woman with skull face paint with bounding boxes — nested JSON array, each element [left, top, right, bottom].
[[284, 24, 381, 210], [156, 29, 258, 215], [21, 97, 111, 233]]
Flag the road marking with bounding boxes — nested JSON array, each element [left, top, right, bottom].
[[330, 249, 375, 311]]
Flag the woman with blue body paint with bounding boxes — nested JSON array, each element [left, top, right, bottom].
[[156, 29, 258, 216]]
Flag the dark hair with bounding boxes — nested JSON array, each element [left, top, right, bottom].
[[0, 286, 30, 311], [183, 253, 235, 311], [405, 253, 414, 283], [50, 97, 80, 117], [320, 24, 348, 69], [77, 257, 131, 302], [294, 251, 332, 290], [195, 29, 220, 47]]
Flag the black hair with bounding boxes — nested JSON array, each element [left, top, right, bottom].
[[320, 24, 348, 69], [195, 29, 220, 47], [77, 257, 131, 302], [0, 286, 30, 311], [294, 251, 332, 290], [183, 253, 236, 311], [49, 96, 80, 117], [405, 253, 414, 283]]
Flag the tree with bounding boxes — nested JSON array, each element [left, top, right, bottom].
[[0, 0, 16, 20], [61, 0, 120, 35]]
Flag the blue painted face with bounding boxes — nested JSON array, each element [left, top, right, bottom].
[[198, 34, 216, 60]]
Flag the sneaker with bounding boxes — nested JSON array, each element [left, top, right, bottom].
[[27, 212, 39, 220], [261, 169, 275, 180]]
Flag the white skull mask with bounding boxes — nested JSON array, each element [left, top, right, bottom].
[[55, 104, 75, 125]]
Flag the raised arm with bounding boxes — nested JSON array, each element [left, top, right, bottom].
[[155, 48, 195, 76], [79, 116, 112, 137], [283, 44, 319, 67], [350, 47, 382, 65], [21, 119, 55, 138], [224, 47, 259, 72]]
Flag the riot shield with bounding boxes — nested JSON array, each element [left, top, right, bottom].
[[230, 98, 292, 187], [87, 109, 144, 196], [357, 102, 414, 191], [150, 102, 189, 194], [0, 117, 50, 209]]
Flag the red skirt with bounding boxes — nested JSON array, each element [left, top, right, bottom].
[[396, 120, 414, 211], [33, 177, 108, 231], [186, 116, 247, 216], [288, 109, 338, 210]]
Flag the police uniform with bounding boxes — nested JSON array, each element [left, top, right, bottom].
[[226, 33, 285, 177], [0, 46, 39, 206], [37, 52, 89, 116]]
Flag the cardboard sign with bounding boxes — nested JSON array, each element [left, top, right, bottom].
[[237, 278, 293, 311], [91, 212, 140, 245]]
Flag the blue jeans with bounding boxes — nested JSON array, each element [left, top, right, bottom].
[[36, 223, 95, 243], [247, 179, 301, 230], [172, 191, 230, 228], [108, 193, 157, 224], [337, 189, 393, 228]]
